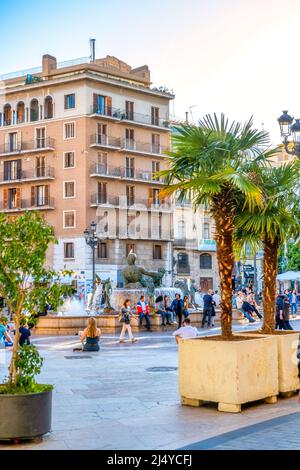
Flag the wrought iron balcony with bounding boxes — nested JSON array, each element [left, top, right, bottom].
[[89, 163, 165, 184], [0, 166, 55, 184], [90, 134, 121, 149], [90, 193, 172, 211], [120, 139, 169, 156], [0, 137, 55, 156]]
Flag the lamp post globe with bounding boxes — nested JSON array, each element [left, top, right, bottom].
[[277, 110, 300, 158]]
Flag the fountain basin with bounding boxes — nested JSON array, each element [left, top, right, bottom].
[[110, 287, 183, 312]]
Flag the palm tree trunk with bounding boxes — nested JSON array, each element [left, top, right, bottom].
[[213, 203, 235, 339], [262, 237, 279, 334]]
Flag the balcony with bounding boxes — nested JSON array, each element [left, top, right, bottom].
[[120, 139, 169, 157], [89, 163, 165, 184], [90, 134, 121, 150], [90, 106, 123, 121], [90, 193, 172, 211], [0, 196, 55, 212], [0, 166, 55, 185], [0, 137, 55, 157], [175, 199, 193, 208], [90, 106, 170, 130]]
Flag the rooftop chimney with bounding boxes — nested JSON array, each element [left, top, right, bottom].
[[90, 39, 96, 63], [42, 54, 57, 78]]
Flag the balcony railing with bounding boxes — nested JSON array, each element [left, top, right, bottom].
[[90, 105, 170, 129], [120, 139, 169, 155], [90, 105, 122, 119], [0, 196, 55, 211], [0, 137, 55, 155], [90, 134, 121, 149], [120, 110, 170, 129], [90, 163, 165, 183], [91, 193, 172, 210], [1, 166, 55, 183]]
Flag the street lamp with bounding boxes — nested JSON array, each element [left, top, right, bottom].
[[84, 221, 98, 289], [277, 110, 300, 158]]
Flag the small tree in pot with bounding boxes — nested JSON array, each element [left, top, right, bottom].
[[0, 211, 71, 439]]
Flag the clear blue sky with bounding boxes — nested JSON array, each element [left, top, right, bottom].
[[1, 0, 300, 143]]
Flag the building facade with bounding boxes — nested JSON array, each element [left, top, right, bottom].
[[0, 54, 174, 295]]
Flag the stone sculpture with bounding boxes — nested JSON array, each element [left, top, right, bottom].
[[122, 251, 166, 289]]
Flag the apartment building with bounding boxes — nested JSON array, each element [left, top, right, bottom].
[[172, 198, 219, 291], [0, 53, 174, 295]]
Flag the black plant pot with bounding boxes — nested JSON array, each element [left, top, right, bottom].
[[0, 389, 52, 440]]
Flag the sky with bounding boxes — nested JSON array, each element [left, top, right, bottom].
[[1, 0, 300, 143]]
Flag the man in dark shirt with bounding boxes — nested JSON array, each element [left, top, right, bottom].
[[201, 289, 214, 328]]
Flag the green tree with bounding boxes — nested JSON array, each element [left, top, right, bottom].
[[0, 211, 71, 387], [161, 114, 275, 339], [235, 161, 300, 333], [285, 242, 300, 271]]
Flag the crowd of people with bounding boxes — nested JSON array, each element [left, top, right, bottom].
[[0, 316, 31, 350]]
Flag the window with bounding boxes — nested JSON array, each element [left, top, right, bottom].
[[96, 123, 107, 145], [64, 122, 75, 139], [126, 243, 135, 256], [97, 241, 108, 259], [97, 182, 107, 204], [36, 156, 46, 177], [30, 99, 39, 122], [64, 94, 75, 109], [125, 128, 135, 149], [4, 160, 22, 181], [150, 188, 160, 207], [152, 134, 160, 153], [16, 102, 25, 124], [151, 107, 159, 126], [64, 151, 75, 169], [200, 253, 212, 269], [97, 152, 108, 173], [125, 101, 134, 120], [7, 132, 18, 152], [153, 244, 162, 260], [36, 127, 46, 148], [93, 94, 112, 116], [44, 96, 53, 119], [126, 185, 135, 205], [125, 157, 135, 178], [152, 161, 160, 180], [203, 222, 210, 239], [8, 187, 20, 209], [64, 181, 75, 198], [3, 104, 12, 126], [177, 252, 190, 274], [178, 219, 185, 239], [64, 242, 74, 259], [31, 185, 49, 207], [64, 211, 75, 228]]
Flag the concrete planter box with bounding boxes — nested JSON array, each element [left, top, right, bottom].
[[179, 335, 278, 413], [237, 331, 300, 395], [0, 389, 52, 440]]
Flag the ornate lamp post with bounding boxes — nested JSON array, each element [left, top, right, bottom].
[[277, 110, 300, 158], [84, 221, 98, 289]]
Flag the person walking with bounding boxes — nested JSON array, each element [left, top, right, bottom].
[[289, 289, 298, 318], [136, 295, 151, 331], [275, 293, 286, 330], [119, 299, 137, 343], [283, 294, 293, 330], [183, 295, 190, 319], [201, 289, 214, 328], [171, 293, 184, 328]]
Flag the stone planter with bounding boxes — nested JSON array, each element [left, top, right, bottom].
[[35, 315, 120, 335], [179, 335, 278, 413], [0, 389, 52, 440], [237, 331, 300, 395]]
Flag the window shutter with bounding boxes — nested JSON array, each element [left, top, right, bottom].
[[3, 161, 9, 181], [16, 188, 21, 208], [17, 132, 22, 150], [148, 188, 153, 206], [17, 159, 22, 179], [106, 96, 112, 116], [31, 186, 35, 206], [3, 188, 8, 209], [64, 95, 68, 109], [45, 185, 50, 204], [93, 93, 98, 112]]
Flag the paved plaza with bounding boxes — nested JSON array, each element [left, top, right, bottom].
[[0, 319, 299, 450]]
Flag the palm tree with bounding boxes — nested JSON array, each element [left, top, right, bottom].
[[161, 114, 275, 339], [235, 161, 300, 334]]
